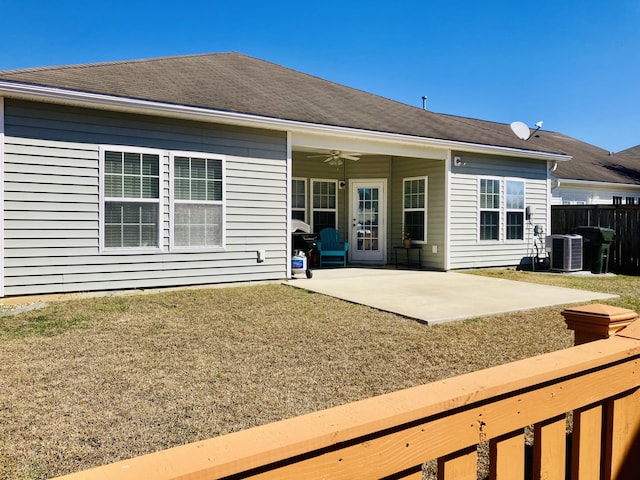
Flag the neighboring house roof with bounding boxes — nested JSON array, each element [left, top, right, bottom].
[[617, 145, 640, 159], [0, 52, 566, 156], [542, 133, 640, 185]]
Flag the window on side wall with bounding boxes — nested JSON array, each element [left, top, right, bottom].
[[479, 178, 500, 241], [506, 180, 525, 240], [291, 178, 307, 222], [403, 177, 427, 242], [171, 153, 224, 249], [102, 147, 161, 250], [478, 177, 527, 242], [311, 179, 337, 233]]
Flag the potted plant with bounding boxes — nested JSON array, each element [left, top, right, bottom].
[[403, 231, 412, 248]]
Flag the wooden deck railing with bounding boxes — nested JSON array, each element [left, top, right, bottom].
[[54, 305, 640, 480]]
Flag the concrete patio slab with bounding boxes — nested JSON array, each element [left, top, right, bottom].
[[285, 268, 618, 324]]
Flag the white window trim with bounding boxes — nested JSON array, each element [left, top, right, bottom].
[[505, 178, 526, 243], [477, 176, 502, 242], [402, 176, 428, 244], [291, 177, 307, 223], [169, 151, 226, 251], [477, 176, 527, 243], [311, 178, 338, 231], [99, 145, 164, 254]]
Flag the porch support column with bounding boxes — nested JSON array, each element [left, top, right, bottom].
[[562, 303, 638, 345]]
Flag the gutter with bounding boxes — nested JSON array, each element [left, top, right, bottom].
[[0, 81, 572, 162], [552, 177, 640, 188]]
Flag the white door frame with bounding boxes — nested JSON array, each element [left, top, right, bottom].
[[348, 179, 387, 264]]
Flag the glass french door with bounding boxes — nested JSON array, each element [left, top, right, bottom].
[[350, 179, 386, 264]]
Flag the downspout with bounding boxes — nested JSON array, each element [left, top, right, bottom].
[[444, 150, 452, 271], [286, 131, 292, 279], [547, 160, 558, 235]]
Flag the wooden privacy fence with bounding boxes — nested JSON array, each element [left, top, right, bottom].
[[55, 305, 640, 480], [552, 204, 640, 274]]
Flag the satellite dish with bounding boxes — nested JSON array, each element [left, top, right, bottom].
[[510, 121, 531, 140]]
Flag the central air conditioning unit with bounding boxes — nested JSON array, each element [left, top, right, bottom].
[[546, 234, 583, 272]]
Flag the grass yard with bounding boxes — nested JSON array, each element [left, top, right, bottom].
[[1, 270, 638, 479]]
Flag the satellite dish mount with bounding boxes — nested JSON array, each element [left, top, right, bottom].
[[510, 120, 543, 141]]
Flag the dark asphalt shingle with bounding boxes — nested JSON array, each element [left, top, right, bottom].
[[0, 52, 561, 154], [1, 52, 637, 185]]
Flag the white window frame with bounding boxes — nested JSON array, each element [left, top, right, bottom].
[[99, 145, 164, 253], [477, 177, 527, 243], [291, 177, 307, 223], [478, 177, 501, 242], [311, 178, 338, 232], [402, 176, 428, 243], [505, 179, 526, 242], [169, 151, 226, 251]]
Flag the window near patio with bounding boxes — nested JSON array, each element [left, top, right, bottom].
[[102, 148, 161, 250], [311, 179, 337, 233], [403, 177, 427, 242], [172, 154, 224, 249], [479, 178, 500, 241], [291, 178, 307, 222]]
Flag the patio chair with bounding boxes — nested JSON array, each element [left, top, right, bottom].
[[317, 228, 349, 267]]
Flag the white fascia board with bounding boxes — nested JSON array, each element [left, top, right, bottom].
[[0, 81, 571, 162], [553, 177, 640, 189], [291, 130, 448, 160]]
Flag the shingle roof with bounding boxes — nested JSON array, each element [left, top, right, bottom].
[[541, 134, 640, 185], [0, 52, 562, 155], [617, 145, 640, 159], [1, 52, 637, 184]]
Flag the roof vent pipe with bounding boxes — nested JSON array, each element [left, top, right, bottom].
[[422, 96, 428, 110]]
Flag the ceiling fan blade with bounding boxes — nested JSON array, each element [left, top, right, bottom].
[[341, 154, 360, 161]]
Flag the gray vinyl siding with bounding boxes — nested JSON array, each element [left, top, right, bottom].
[[391, 158, 446, 270], [293, 154, 446, 269], [3, 99, 288, 296], [448, 152, 549, 269], [292, 154, 392, 245]]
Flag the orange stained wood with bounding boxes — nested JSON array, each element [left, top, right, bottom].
[[533, 415, 567, 480], [437, 446, 477, 480], [563, 303, 638, 345], [571, 404, 603, 480], [52, 319, 640, 480], [489, 430, 525, 480], [604, 387, 640, 479]]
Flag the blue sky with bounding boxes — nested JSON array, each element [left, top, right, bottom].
[[1, 1, 638, 152]]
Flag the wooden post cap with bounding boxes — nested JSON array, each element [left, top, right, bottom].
[[562, 304, 639, 345]]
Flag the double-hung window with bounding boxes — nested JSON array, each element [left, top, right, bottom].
[[102, 147, 161, 250], [479, 178, 500, 241], [311, 179, 337, 233], [506, 180, 525, 240], [172, 154, 224, 249], [403, 177, 427, 242], [478, 178, 526, 242], [291, 178, 307, 222]]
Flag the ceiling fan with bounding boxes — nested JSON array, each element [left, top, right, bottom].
[[308, 150, 361, 166]]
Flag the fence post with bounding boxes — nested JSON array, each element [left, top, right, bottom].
[[562, 303, 638, 346], [562, 304, 640, 479]]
